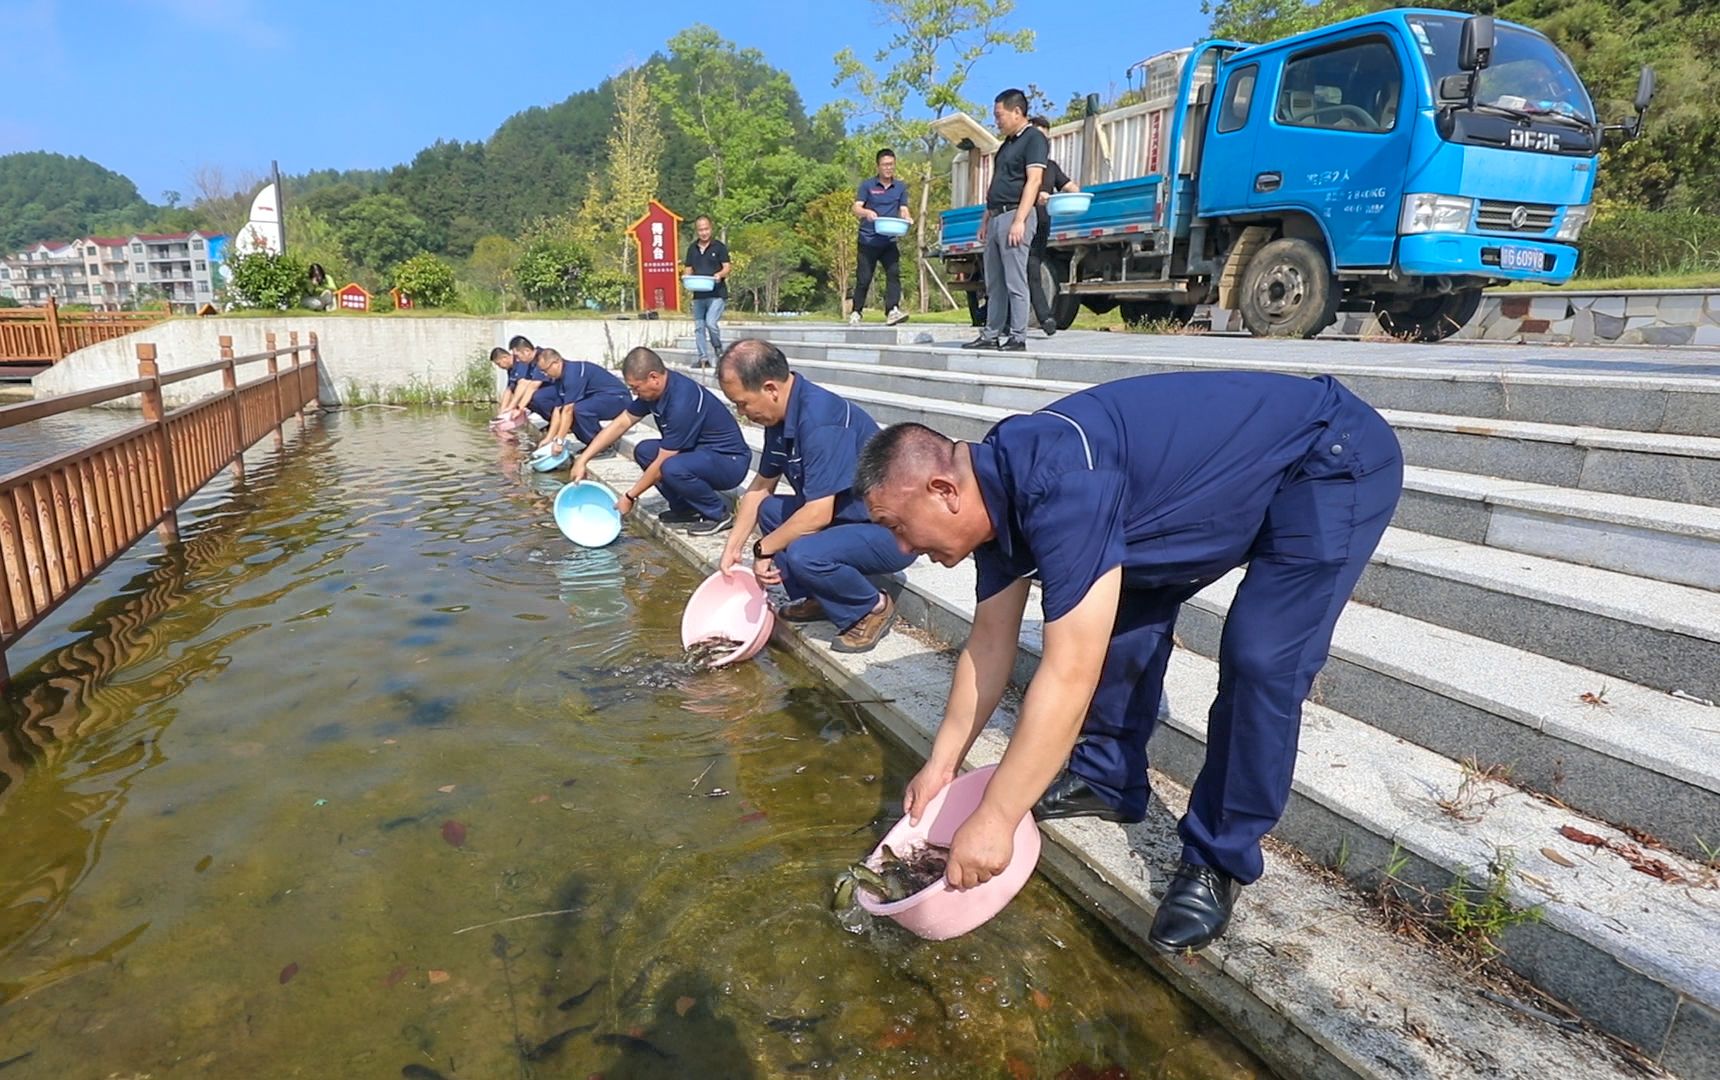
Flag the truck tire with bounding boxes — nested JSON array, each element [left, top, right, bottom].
[[1034, 258, 1082, 330], [1375, 289, 1483, 342], [1238, 238, 1337, 339], [1120, 301, 1196, 328]]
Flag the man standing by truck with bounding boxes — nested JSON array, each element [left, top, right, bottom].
[[961, 89, 1047, 353], [851, 149, 913, 327]]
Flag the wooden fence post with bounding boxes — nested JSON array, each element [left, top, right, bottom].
[[136, 343, 181, 546], [224, 335, 246, 483], [45, 296, 63, 361], [270, 333, 291, 450]]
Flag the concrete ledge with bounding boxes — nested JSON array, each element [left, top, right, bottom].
[[567, 436, 1662, 1080]]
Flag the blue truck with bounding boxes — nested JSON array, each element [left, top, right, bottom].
[[931, 9, 1653, 340]]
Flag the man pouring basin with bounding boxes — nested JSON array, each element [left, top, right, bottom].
[[531, 348, 630, 455], [714, 339, 915, 653], [570, 347, 750, 535], [855, 371, 1402, 951]]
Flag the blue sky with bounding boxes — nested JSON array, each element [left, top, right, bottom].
[[0, 0, 1211, 202]]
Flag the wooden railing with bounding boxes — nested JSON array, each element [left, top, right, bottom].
[[0, 331, 320, 686], [0, 298, 173, 364]]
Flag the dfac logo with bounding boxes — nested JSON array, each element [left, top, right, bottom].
[[1510, 205, 1530, 229], [1509, 128, 1562, 151]]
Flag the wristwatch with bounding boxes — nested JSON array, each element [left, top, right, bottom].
[[752, 539, 770, 561]]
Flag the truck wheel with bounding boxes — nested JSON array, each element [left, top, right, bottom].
[[1238, 238, 1337, 339], [1121, 301, 1197, 328], [1375, 289, 1483, 342]]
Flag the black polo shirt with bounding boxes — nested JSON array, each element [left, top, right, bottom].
[[1034, 158, 1073, 239], [684, 239, 730, 300], [986, 124, 1049, 212]]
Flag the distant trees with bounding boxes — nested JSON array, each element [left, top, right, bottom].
[[0, 152, 150, 250]]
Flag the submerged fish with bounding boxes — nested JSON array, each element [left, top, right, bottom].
[[765, 1014, 826, 1033], [522, 1024, 594, 1061], [594, 1033, 674, 1059], [556, 979, 600, 1011]]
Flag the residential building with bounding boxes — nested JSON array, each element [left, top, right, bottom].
[[0, 231, 227, 311]]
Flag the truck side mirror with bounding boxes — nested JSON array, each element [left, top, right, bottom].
[[1459, 15, 1495, 72], [1634, 66, 1655, 113]]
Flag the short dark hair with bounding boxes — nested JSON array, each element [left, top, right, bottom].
[[717, 339, 790, 390], [621, 346, 667, 381], [994, 88, 1029, 115], [854, 422, 956, 500], [694, 215, 712, 227], [1029, 115, 1051, 131], [508, 335, 534, 351], [876, 148, 896, 164], [490, 346, 510, 362]]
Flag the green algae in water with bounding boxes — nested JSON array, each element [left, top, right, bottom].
[[0, 409, 1269, 1079]]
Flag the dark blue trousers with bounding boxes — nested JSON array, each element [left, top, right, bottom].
[[758, 495, 915, 632], [633, 439, 749, 520], [528, 385, 560, 422], [569, 393, 629, 446], [1069, 434, 1403, 885]]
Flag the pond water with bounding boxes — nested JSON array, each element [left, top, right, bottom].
[[0, 409, 1266, 1079]]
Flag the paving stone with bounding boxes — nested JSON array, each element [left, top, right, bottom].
[[1662, 998, 1720, 1080], [1592, 311, 1626, 339], [1500, 296, 1532, 319], [1639, 324, 1697, 346], [1528, 297, 1569, 321], [1626, 294, 1662, 316], [1590, 296, 1627, 317]]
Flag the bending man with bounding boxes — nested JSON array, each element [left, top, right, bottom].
[[856, 372, 1401, 951], [532, 349, 630, 454], [715, 339, 914, 653], [570, 347, 750, 535]]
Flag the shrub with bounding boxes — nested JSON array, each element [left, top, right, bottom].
[[226, 250, 309, 309], [1578, 207, 1720, 279], [392, 253, 457, 308], [513, 239, 591, 309]]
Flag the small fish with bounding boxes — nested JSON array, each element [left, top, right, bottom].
[[557, 979, 600, 1011], [522, 1024, 594, 1061], [831, 874, 857, 911], [848, 864, 899, 900], [381, 815, 421, 831], [400, 1066, 447, 1080], [594, 1033, 673, 1059], [0, 1052, 34, 1073], [765, 1014, 826, 1033], [617, 959, 661, 1009]]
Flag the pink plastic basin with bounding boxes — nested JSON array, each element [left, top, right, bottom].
[[856, 764, 1041, 939], [491, 411, 520, 432], [680, 569, 775, 667]]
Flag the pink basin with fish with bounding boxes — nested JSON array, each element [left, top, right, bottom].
[[857, 764, 1041, 939], [680, 568, 775, 667]]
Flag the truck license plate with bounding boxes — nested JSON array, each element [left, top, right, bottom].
[[1499, 245, 1545, 271]]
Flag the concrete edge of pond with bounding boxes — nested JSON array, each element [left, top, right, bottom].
[[580, 444, 1650, 1080]]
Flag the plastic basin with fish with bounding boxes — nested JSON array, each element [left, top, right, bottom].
[[682, 275, 718, 293], [530, 443, 571, 472], [491, 411, 520, 432], [872, 217, 911, 238], [1046, 192, 1094, 217], [856, 764, 1041, 940], [553, 480, 622, 548], [680, 569, 775, 667]]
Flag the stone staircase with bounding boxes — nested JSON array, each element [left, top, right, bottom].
[[653, 324, 1720, 1076]]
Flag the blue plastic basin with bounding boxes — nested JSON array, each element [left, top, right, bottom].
[[553, 481, 622, 548], [1046, 192, 1094, 217], [682, 275, 717, 293], [872, 217, 911, 238]]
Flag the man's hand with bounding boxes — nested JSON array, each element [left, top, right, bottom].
[[946, 804, 1015, 889], [753, 556, 781, 586], [615, 492, 636, 516], [903, 758, 957, 825], [719, 539, 744, 576], [569, 460, 588, 484], [976, 220, 987, 245], [1036, 191, 1050, 207], [1008, 218, 1027, 247]]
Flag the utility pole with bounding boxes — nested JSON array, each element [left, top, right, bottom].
[[273, 160, 287, 254]]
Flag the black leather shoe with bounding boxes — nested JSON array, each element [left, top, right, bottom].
[[1032, 770, 1144, 824], [960, 335, 998, 350], [997, 338, 1027, 351], [1149, 861, 1240, 952]]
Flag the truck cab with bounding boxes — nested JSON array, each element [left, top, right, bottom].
[[933, 8, 1648, 340]]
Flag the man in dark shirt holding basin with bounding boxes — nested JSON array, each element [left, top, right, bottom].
[[683, 217, 731, 369], [851, 149, 913, 327], [963, 88, 1049, 353], [570, 347, 749, 535], [714, 339, 914, 654], [855, 371, 1402, 953]]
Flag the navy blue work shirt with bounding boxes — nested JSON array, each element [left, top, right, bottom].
[[856, 176, 911, 247], [506, 358, 534, 390], [757, 374, 881, 525], [626, 369, 748, 455], [532, 359, 628, 412], [972, 372, 1388, 621]]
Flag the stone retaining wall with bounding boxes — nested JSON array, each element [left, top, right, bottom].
[[1202, 289, 1720, 345]]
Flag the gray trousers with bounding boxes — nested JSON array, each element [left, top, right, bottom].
[[983, 207, 1037, 341]]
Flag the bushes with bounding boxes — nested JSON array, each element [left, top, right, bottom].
[[392, 253, 457, 307], [227, 250, 309, 309], [1578, 207, 1720, 279]]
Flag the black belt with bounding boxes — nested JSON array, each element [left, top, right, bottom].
[[988, 203, 1019, 213]]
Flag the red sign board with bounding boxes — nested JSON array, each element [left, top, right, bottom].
[[630, 199, 683, 313], [337, 283, 371, 312]]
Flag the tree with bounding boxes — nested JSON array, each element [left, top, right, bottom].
[[1200, 0, 1368, 41], [835, 0, 1035, 310], [393, 253, 458, 307], [798, 188, 861, 311], [189, 164, 264, 242], [513, 234, 592, 309], [466, 234, 519, 299], [728, 223, 808, 313], [226, 251, 309, 309], [0, 152, 151, 250], [283, 205, 350, 285], [572, 66, 666, 282], [334, 194, 435, 273]]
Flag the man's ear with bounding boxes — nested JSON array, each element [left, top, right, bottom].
[[929, 474, 959, 509]]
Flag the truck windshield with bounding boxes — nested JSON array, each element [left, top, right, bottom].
[[1406, 14, 1594, 124]]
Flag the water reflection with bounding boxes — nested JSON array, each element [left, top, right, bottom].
[[0, 409, 1265, 1078]]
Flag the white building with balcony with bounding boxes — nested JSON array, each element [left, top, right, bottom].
[[1, 231, 227, 311]]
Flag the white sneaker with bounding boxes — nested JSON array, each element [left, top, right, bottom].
[[885, 307, 909, 326], [847, 312, 862, 325]]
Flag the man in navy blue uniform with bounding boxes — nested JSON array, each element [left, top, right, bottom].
[[714, 340, 914, 653], [856, 372, 1402, 951], [850, 148, 913, 327], [495, 335, 547, 427], [570, 347, 750, 534], [530, 348, 630, 454]]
